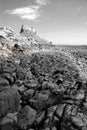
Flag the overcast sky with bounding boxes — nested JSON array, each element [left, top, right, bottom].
[[1, 0, 87, 45]]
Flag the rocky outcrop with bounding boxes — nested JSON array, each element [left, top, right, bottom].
[[20, 25, 37, 34], [20, 25, 52, 49], [0, 25, 53, 58]]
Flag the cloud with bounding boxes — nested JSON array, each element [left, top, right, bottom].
[[85, 21, 87, 25], [6, 6, 41, 20], [74, 6, 83, 14], [6, 0, 49, 21], [36, 0, 49, 5]]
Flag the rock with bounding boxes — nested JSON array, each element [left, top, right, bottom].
[[47, 105, 57, 118], [75, 89, 85, 100], [51, 127, 57, 130], [0, 112, 17, 130], [29, 90, 50, 112], [24, 81, 38, 89], [63, 81, 72, 88], [36, 111, 45, 125], [43, 128, 50, 130], [0, 41, 86, 130], [70, 105, 78, 116], [2, 73, 15, 84], [6, 112, 17, 123], [28, 129, 35, 130], [70, 89, 85, 100], [55, 104, 66, 118], [20, 25, 37, 34], [14, 58, 20, 64], [17, 105, 37, 129], [23, 89, 34, 100], [16, 69, 26, 80], [0, 116, 13, 130], [0, 87, 20, 118], [42, 81, 64, 95], [71, 112, 87, 128], [15, 80, 23, 86], [17, 85, 26, 93], [0, 77, 9, 87], [2, 65, 16, 73]]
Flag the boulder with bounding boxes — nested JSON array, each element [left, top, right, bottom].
[[0, 87, 20, 118], [0, 78, 9, 87], [17, 105, 37, 129]]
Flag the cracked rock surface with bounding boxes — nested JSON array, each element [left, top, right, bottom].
[[0, 51, 87, 130]]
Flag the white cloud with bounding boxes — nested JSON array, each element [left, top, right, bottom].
[[6, 0, 50, 20], [85, 21, 87, 25], [74, 6, 83, 14], [6, 6, 41, 20], [36, 0, 49, 5]]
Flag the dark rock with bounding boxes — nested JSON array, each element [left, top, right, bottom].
[[0, 78, 9, 87], [28, 129, 35, 130], [2, 73, 15, 84], [16, 68, 26, 80], [35, 111, 45, 125], [47, 105, 57, 118], [0, 48, 86, 130], [51, 127, 57, 130], [43, 128, 50, 130], [42, 81, 65, 95], [70, 89, 85, 100], [0, 116, 13, 130], [2, 63, 16, 73], [0, 87, 20, 118], [71, 112, 87, 128], [17, 85, 26, 93], [24, 81, 38, 89], [23, 89, 34, 100], [55, 104, 66, 118], [29, 90, 50, 111], [17, 105, 37, 129]]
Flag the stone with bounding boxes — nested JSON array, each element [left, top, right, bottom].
[[44, 128, 50, 130], [2, 73, 15, 84], [23, 89, 34, 100], [55, 104, 66, 118], [36, 111, 45, 125], [0, 116, 13, 130], [17, 85, 26, 93], [17, 105, 37, 129], [70, 89, 85, 100], [0, 87, 20, 118], [75, 89, 85, 100], [24, 81, 38, 89], [42, 81, 63, 94], [47, 105, 57, 118], [0, 78, 9, 87], [16, 69, 26, 80], [71, 112, 87, 128], [29, 90, 50, 112], [51, 127, 57, 130], [28, 129, 35, 130]]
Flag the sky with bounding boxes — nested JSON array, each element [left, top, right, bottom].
[[1, 0, 87, 45]]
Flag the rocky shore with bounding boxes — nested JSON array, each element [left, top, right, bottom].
[[0, 26, 87, 130], [0, 51, 87, 130]]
